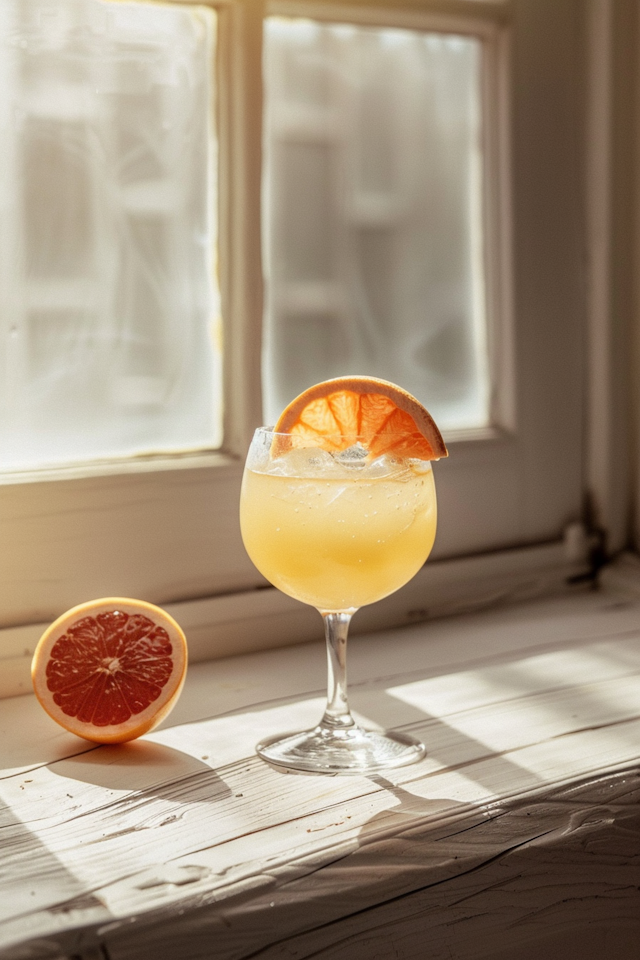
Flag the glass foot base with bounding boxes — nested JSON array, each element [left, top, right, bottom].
[[256, 725, 425, 774]]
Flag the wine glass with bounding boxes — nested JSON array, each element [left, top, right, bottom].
[[239, 427, 438, 774]]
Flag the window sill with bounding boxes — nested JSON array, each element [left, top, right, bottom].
[[1, 584, 640, 959], [0, 448, 243, 488], [0, 535, 592, 698]]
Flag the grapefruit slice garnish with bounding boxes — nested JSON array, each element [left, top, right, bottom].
[[31, 598, 188, 744], [273, 376, 448, 460]]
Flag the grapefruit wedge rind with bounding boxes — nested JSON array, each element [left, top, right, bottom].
[[31, 597, 188, 744], [273, 376, 448, 461]]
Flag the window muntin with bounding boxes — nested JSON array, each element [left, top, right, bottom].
[[0, 0, 221, 473], [263, 17, 490, 432], [0, 0, 589, 650]]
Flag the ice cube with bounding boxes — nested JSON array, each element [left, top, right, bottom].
[[268, 446, 339, 478], [334, 443, 368, 463], [408, 458, 433, 475], [363, 454, 412, 480]]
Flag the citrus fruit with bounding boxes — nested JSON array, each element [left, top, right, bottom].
[[31, 598, 188, 744], [273, 376, 448, 460]]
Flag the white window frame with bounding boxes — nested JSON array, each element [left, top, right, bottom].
[[1, 0, 614, 698]]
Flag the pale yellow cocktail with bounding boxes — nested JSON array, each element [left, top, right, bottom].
[[241, 376, 447, 774], [240, 461, 436, 610]]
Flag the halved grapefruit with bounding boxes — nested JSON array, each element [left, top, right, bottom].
[[31, 598, 188, 744], [273, 376, 448, 460]]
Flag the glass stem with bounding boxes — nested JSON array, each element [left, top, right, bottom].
[[320, 611, 356, 730]]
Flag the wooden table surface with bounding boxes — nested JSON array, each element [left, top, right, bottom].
[[1, 588, 640, 960]]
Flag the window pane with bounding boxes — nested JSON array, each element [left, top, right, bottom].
[[263, 18, 490, 431], [0, 0, 220, 471]]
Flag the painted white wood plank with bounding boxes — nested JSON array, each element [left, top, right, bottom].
[[2, 588, 639, 779], [26, 771, 640, 960], [0, 591, 639, 959]]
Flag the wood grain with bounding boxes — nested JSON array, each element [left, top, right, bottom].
[[1, 591, 640, 959]]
